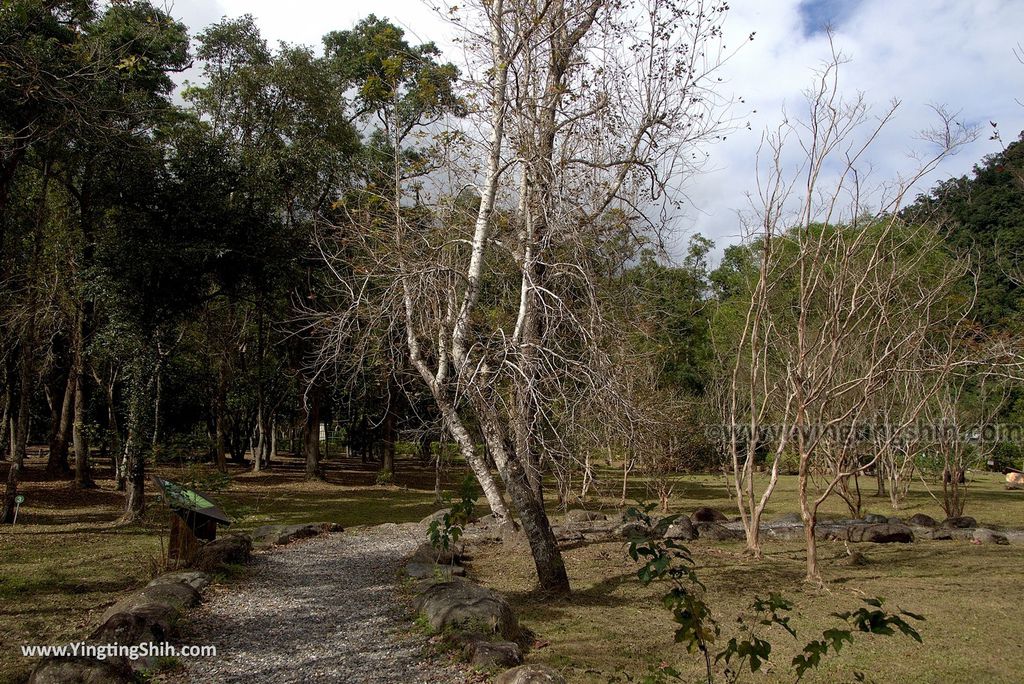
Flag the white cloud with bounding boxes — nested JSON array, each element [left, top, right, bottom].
[[166, 0, 1024, 258], [683, 0, 1024, 257]]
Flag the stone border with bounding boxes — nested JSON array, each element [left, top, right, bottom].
[[407, 510, 569, 683], [27, 522, 342, 683]]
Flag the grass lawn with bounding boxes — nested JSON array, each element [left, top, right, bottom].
[[0, 451, 1020, 683], [467, 469, 1024, 684], [0, 450, 453, 684]]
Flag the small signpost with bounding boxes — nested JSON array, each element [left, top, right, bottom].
[[152, 477, 231, 565], [12, 494, 24, 526]]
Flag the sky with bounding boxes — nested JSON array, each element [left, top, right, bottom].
[[167, 0, 1024, 258]]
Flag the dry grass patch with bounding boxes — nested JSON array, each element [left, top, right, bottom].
[[467, 533, 1022, 683]]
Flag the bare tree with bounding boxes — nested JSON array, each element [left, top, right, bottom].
[[315, 0, 734, 592], [731, 41, 977, 581], [918, 374, 1006, 518]]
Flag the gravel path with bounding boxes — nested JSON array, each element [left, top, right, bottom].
[[173, 523, 469, 683]]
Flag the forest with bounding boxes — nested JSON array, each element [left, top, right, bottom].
[[2, 1, 1023, 683]]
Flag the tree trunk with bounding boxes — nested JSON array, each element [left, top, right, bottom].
[[121, 396, 146, 522], [436, 398, 511, 523], [798, 463, 819, 582], [253, 407, 265, 473], [303, 390, 322, 480], [151, 364, 162, 450], [72, 372, 93, 488], [214, 363, 227, 472], [1, 347, 32, 523], [105, 375, 121, 482], [381, 400, 396, 480], [47, 369, 75, 477], [481, 416, 570, 595]]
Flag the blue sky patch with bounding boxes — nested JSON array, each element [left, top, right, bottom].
[[798, 0, 862, 36]]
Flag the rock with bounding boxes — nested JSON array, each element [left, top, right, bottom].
[[845, 523, 914, 543], [972, 528, 1009, 545], [410, 541, 465, 565], [420, 508, 452, 526], [474, 514, 499, 527], [276, 523, 322, 545], [29, 655, 133, 684], [907, 513, 938, 528], [765, 524, 804, 541], [251, 522, 342, 548], [414, 579, 519, 640], [495, 664, 566, 684], [843, 551, 870, 566], [283, 522, 343, 545], [695, 522, 743, 541], [148, 570, 212, 593], [663, 516, 697, 541], [690, 507, 728, 523], [250, 524, 284, 547], [1006, 472, 1024, 489], [862, 513, 888, 524], [101, 582, 202, 623], [930, 528, 972, 541], [550, 526, 585, 543], [404, 562, 466, 580], [565, 509, 607, 523], [464, 640, 523, 668], [91, 604, 176, 650], [941, 516, 977, 529], [614, 521, 650, 540], [770, 513, 803, 525], [1004, 530, 1024, 545], [500, 521, 528, 546], [193, 534, 251, 571], [886, 517, 904, 525]]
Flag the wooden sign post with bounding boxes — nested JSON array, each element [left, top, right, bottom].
[[152, 477, 232, 566]]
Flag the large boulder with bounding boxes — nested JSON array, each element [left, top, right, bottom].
[[765, 524, 804, 541], [941, 516, 977, 529], [844, 523, 914, 544], [420, 509, 452, 526], [29, 655, 133, 684], [695, 522, 743, 541], [550, 526, 585, 544], [147, 570, 212, 593], [907, 513, 939, 528], [410, 541, 465, 565], [690, 507, 728, 523], [252, 522, 343, 548], [1006, 472, 1024, 490], [769, 513, 803, 526], [1004, 530, 1024, 545], [404, 562, 466, 580], [495, 664, 566, 684], [91, 605, 176, 651], [972, 528, 1010, 545], [464, 640, 523, 668], [614, 521, 650, 540], [930, 527, 972, 541], [193, 534, 251, 572], [663, 516, 697, 541], [100, 582, 201, 623], [277, 522, 342, 545], [414, 579, 519, 640], [565, 509, 607, 524]]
